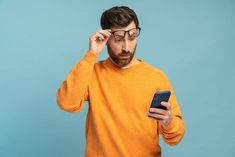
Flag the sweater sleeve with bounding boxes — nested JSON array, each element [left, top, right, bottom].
[[158, 72, 186, 146], [56, 51, 98, 113]]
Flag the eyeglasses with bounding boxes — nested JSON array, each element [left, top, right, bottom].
[[110, 27, 141, 42]]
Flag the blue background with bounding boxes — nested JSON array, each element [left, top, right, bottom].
[[1, 0, 235, 156]]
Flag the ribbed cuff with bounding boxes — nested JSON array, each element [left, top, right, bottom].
[[83, 50, 99, 64]]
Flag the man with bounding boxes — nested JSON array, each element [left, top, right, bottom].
[[57, 6, 185, 157]]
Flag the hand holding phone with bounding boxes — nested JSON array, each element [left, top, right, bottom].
[[150, 90, 171, 110], [148, 90, 174, 126]]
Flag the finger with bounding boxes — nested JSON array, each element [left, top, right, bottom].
[[148, 116, 162, 121], [149, 108, 168, 115], [91, 32, 104, 41], [148, 112, 167, 120], [97, 31, 111, 41], [95, 32, 106, 41], [161, 101, 171, 110], [91, 29, 112, 41], [149, 108, 172, 120], [98, 30, 112, 38]]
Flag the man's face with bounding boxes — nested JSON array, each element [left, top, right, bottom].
[[107, 21, 139, 68]]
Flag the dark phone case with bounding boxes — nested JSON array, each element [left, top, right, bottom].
[[150, 91, 171, 110]]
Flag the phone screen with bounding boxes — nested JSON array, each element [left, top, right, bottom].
[[150, 90, 171, 110]]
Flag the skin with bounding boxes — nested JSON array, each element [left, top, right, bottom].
[[148, 102, 173, 127], [89, 21, 138, 68], [106, 22, 138, 68], [88, 21, 173, 127]]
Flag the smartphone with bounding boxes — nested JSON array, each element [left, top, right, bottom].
[[150, 90, 171, 110]]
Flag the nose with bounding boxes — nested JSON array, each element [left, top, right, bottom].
[[122, 38, 131, 52]]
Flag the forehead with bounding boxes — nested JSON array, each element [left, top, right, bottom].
[[111, 21, 136, 32]]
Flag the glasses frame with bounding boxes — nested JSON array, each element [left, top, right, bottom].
[[110, 27, 141, 41]]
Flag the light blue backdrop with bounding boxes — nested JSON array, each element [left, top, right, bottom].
[[0, 0, 234, 157]]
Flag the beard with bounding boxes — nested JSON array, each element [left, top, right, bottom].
[[107, 44, 137, 68]]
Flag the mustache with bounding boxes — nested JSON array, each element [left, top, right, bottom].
[[119, 50, 132, 56]]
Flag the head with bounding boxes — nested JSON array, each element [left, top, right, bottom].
[[100, 6, 140, 68]]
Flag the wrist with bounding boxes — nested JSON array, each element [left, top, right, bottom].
[[89, 49, 100, 56], [162, 116, 176, 130]]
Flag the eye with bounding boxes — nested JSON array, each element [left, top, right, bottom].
[[114, 35, 124, 41], [129, 33, 138, 40]]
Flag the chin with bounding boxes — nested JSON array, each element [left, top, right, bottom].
[[117, 58, 132, 67]]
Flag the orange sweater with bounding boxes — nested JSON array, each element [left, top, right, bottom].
[[56, 51, 185, 157]]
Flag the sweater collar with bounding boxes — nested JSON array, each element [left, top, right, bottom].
[[104, 57, 145, 73]]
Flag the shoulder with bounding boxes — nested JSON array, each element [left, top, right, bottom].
[[141, 60, 173, 90], [141, 60, 167, 78], [93, 60, 106, 71]]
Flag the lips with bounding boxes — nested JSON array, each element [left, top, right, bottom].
[[119, 55, 130, 59], [119, 53, 131, 56]]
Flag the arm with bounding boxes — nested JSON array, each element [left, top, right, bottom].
[[148, 72, 185, 146], [158, 72, 185, 146], [56, 29, 112, 113], [56, 51, 98, 113]]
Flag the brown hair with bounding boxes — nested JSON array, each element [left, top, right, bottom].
[[100, 6, 139, 29]]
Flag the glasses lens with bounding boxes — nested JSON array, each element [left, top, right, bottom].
[[113, 31, 125, 41], [129, 28, 140, 38], [112, 28, 141, 41]]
